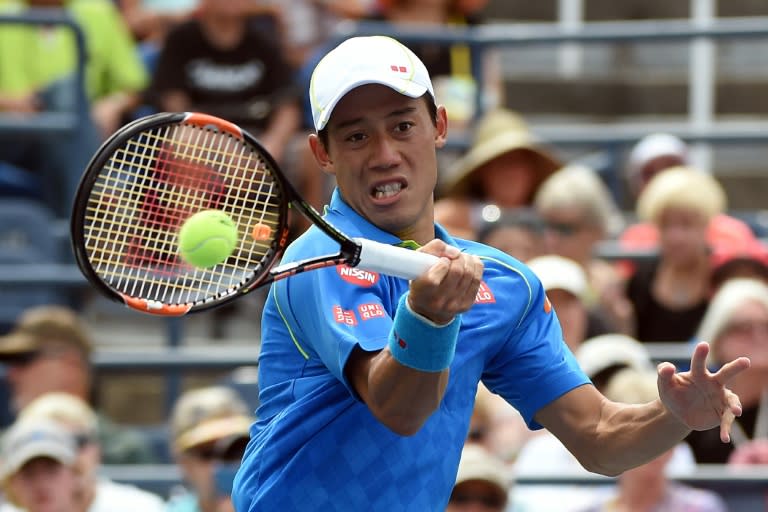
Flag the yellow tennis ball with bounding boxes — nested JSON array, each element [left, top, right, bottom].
[[178, 210, 239, 268]]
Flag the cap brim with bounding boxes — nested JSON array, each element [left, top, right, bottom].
[[175, 416, 252, 453], [2, 442, 74, 480], [0, 332, 39, 359], [444, 133, 561, 198]]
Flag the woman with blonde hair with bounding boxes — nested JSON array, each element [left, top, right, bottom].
[[686, 278, 768, 464], [533, 164, 632, 334], [626, 166, 726, 342]]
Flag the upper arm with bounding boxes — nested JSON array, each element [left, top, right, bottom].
[[534, 383, 606, 458]]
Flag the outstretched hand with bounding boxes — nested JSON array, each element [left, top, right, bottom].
[[658, 342, 751, 443]]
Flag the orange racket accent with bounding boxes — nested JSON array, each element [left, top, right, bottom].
[[123, 295, 193, 316], [251, 223, 272, 241], [183, 112, 243, 137]]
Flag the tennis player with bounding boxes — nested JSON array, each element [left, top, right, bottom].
[[232, 36, 750, 510]]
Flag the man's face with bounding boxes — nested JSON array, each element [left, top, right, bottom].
[[313, 85, 447, 243], [5, 346, 85, 412], [9, 457, 80, 512]]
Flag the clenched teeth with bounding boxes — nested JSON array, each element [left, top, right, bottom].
[[373, 182, 402, 199]]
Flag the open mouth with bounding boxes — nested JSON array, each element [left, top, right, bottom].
[[371, 180, 405, 200]]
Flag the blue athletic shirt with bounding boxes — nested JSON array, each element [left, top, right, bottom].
[[232, 189, 590, 511]]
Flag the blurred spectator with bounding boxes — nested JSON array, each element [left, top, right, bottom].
[[435, 108, 561, 239], [687, 278, 768, 464], [579, 368, 727, 512], [619, 133, 757, 279], [0, 418, 81, 512], [0, 0, 148, 214], [624, 133, 689, 205], [119, 0, 199, 45], [527, 255, 611, 350], [627, 167, 722, 342], [475, 207, 544, 263], [264, 0, 373, 68], [15, 393, 166, 511], [710, 238, 768, 294], [447, 444, 509, 512], [367, 0, 498, 132], [512, 334, 696, 512], [0, 305, 157, 464], [167, 386, 253, 512], [533, 165, 632, 335], [145, 0, 301, 164]]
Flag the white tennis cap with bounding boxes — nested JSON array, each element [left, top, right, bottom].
[[309, 36, 435, 131], [527, 255, 588, 299]]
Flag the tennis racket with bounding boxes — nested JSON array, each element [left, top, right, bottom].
[[71, 112, 439, 316]]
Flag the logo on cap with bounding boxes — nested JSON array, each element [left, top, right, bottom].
[[390, 65, 408, 73]]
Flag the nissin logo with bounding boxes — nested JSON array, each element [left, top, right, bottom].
[[337, 265, 379, 287]]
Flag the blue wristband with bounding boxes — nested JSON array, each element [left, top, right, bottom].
[[388, 293, 460, 372]]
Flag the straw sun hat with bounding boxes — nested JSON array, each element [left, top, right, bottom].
[[442, 109, 561, 199]]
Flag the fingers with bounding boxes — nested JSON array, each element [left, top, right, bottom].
[[713, 356, 752, 385], [409, 242, 483, 323], [688, 342, 711, 378], [719, 390, 743, 443]]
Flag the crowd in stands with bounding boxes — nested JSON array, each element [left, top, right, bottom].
[[1, 0, 768, 511]]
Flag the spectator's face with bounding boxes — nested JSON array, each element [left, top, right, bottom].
[[8, 458, 80, 512], [447, 480, 507, 512], [715, 299, 768, 369], [547, 289, 588, 351], [476, 150, 539, 207], [481, 225, 542, 262], [5, 346, 87, 412], [541, 207, 601, 265], [657, 207, 708, 264]]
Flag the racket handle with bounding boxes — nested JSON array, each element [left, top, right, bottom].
[[354, 238, 440, 280]]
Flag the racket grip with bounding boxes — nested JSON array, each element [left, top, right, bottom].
[[354, 238, 440, 280]]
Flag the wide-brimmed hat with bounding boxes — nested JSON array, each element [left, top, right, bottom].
[[442, 109, 561, 198], [171, 386, 253, 453], [0, 306, 92, 361]]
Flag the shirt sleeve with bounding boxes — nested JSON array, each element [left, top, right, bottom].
[[276, 262, 397, 395], [481, 272, 590, 430]]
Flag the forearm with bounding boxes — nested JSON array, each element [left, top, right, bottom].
[[539, 386, 691, 477], [589, 398, 690, 475], [364, 349, 449, 436]]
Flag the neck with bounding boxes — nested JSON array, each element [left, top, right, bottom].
[[200, 17, 245, 50]]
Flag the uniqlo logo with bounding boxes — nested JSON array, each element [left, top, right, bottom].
[[358, 303, 385, 321], [390, 64, 408, 73], [475, 281, 496, 304], [332, 305, 357, 326]]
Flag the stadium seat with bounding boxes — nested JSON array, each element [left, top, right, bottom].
[[0, 199, 72, 332]]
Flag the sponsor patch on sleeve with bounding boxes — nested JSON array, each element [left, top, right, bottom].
[[475, 281, 496, 304], [336, 265, 379, 287], [358, 303, 386, 321], [332, 305, 358, 326]]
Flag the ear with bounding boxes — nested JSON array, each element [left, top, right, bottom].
[[434, 105, 448, 149], [308, 133, 335, 176]]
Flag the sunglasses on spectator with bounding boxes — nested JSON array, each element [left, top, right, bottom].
[[449, 491, 505, 508], [188, 436, 248, 462], [543, 221, 583, 236], [722, 319, 768, 337], [74, 433, 96, 450]]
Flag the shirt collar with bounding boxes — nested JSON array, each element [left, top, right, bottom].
[[325, 188, 458, 248]]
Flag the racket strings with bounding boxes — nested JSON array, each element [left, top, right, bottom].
[[82, 123, 284, 306]]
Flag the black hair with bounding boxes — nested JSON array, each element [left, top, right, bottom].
[[317, 93, 438, 150]]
